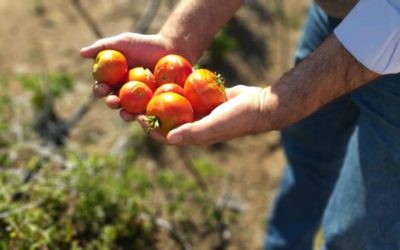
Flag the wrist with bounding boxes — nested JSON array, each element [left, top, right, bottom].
[[157, 30, 201, 65], [251, 87, 280, 133]]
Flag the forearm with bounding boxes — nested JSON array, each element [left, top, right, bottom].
[[159, 0, 244, 63], [258, 35, 379, 131]]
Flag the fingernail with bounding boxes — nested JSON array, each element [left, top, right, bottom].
[[169, 134, 182, 144]]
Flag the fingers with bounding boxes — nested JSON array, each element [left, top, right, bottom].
[[80, 33, 130, 58], [225, 85, 248, 99], [119, 109, 137, 122], [166, 114, 229, 146], [80, 39, 107, 58], [105, 95, 121, 109], [93, 82, 122, 109], [136, 115, 169, 144], [93, 82, 113, 98], [166, 121, 214, 146], [80, 37, 117, 58]]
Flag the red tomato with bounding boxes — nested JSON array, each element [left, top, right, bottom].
[[153, 54, 193, 87], [153, 83, 184, 97], [92, 49, 128, 86], [124, 67, 157, 92], [183, 69, 227, 116], [119, 81, 153, 113], [146, 92, 194, 135]]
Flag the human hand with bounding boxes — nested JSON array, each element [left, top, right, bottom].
[[136, 85, 272, 146]]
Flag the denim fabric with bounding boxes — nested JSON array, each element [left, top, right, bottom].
[[322, 75, 400, 250], [264, 2, 400, 250]]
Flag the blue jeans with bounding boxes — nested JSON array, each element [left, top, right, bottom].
[[264, 2, 400, 250]]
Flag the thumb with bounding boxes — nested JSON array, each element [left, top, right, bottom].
[[166, 116, 220, 146], [80, 39, 107, 58], [80, 35, 126, 58], [166, 124, 190, 145], [167, 132, 184, 145], [80, 33, 135, 59]]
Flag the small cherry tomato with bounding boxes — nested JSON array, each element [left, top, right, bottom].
[[184, 69, 227, 116], [153, 54, 193, 87], [119, 81, 153, 114], [153, 83, 184, 97], [146, 92, 194, 135], [92, 49, 128, 86], [124, 67, 157, 92]]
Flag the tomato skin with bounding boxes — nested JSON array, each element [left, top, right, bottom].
[[153, 83, 184, 97], [93, 50, 128, 86], [154, 54, 193, 87], [119, 81, 153, 114], [183, 69, 227, 116], [146, 92, 194, 135], [124, 67, 157, 92]]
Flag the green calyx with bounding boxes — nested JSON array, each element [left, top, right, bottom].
[[146, 115, 161, 133], [215, 72, 225, 90]]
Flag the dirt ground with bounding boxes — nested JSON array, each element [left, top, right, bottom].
[[0, 0, 309, 249]]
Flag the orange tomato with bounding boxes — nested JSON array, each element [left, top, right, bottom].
[[153, 83, 184, 97], [153, 54, 193, 87], [92, 49, 128, 86], [146, 92, 194, 135], [184, 69, 227, 116], [124, 67, 157, 92], [119, 81, 153, 114]]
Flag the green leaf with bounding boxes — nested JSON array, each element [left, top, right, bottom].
[[209, 28, 238, 62], [48, 72, 73, 98], [193, 159, 217, 177], [17, 73, 40, 93]]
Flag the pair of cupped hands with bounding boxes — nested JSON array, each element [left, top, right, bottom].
[[80, 33, 268, 146]]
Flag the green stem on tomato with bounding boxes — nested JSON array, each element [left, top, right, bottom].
[[215, 72, 225, 90], [146, 115, 161, 133]]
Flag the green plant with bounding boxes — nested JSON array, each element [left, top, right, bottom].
[[17, 72, 73, 110], [0, 151, 158, 249], [0, 95, 12, 135], [209, 28, 238, 63], [0, 142, 239, 249]]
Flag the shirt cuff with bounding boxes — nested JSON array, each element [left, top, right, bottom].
[[334, 0, 400, 75]]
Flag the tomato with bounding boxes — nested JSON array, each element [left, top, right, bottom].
[[119, 81, 153, 113], [124, 67, 157, 92], [153, 83, 184, 97], [153, 54, 193, 87], [183, 69, 227, 116], [92, 49, 128, 86], [146, 92, 194, 135]]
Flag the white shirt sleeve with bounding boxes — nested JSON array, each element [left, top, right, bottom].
[[334, 0, 400, 75]]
